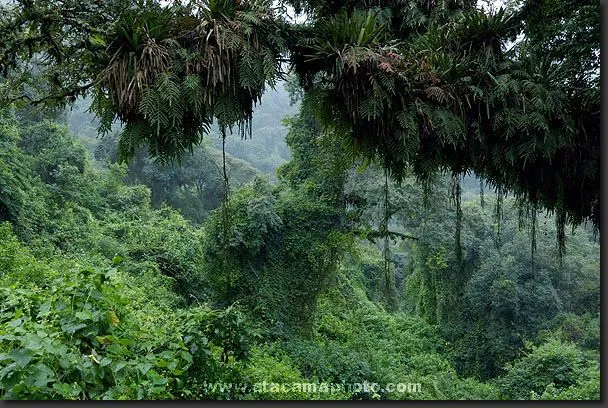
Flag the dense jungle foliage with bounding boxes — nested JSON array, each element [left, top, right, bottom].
[[0, 84, 600, 399], [0, 0, 600, 401]]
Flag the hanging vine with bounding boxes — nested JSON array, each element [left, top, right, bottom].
[[380, 168, 397, 311], [220, 128, 230, 202], [450, 173, 463, 261]]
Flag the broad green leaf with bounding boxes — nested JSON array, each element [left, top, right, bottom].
[[9, 349, 32, 368]]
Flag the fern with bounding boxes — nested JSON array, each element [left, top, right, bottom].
[[181, 74, 204, 117], [117, 120, 150, 162]]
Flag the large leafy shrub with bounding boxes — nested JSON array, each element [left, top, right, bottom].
[[0, 223, 253, 400], [496, 338, 599, 400]]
